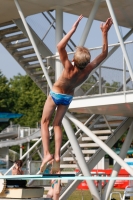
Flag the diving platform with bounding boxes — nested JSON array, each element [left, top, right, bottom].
[[0, 0, 132, 29], [69, 91, 133, 117]]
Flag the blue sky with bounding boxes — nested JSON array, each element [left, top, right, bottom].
[[0, 12, 131, 79]]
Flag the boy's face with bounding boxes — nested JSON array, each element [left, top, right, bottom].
[[14, 163, 19, 169]]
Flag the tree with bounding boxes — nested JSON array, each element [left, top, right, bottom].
[[0, 70, 13, 112], [9, 74, 47, 127], [0, 70, 14, 131]]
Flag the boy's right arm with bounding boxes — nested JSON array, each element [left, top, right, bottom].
[[57, 15, 83, 68], [86, 18, 113, 73]]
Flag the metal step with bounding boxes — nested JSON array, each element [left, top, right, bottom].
[[25, 63, 42, 70], [6, 41, 31, 49], [63, 157, 90, 161], [94, 123, 120, 129], [2, 33, 27, 42], [60, 164, 77, 168], [0, 21, 14, 27], [72, 149, 97, 154], [91, 130, 113, 134], [99, 116, 126, 122], [0, 26, 20, 35], [79, 143, 99, 147], [19, 56, 38, 63], [31, 71, 44, 76], [13, 48, 35, 56], [82, 136, 109, 141]]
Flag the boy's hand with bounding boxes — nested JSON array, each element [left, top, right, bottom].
[[100, 17, 113, 34], [72, 14, 83, 32]]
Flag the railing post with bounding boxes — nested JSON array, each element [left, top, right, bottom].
[[106, 0, 133, 82], [123, 57, 126, 92], [99, 66, 102, 94]]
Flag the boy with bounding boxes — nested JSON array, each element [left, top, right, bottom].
[[40, 15, 113, 173], [12, 160, 24, 175]]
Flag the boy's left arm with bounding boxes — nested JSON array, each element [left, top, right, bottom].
[[57, 15, 83, 68]]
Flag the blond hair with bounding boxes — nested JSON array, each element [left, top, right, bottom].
[[73, 46, 91, 69]]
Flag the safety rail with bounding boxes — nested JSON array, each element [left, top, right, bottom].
[[44, 40, 133, 97], [0, 124, 20, 135]]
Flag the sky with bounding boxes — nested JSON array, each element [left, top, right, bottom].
[[0, 12, 131, 80]]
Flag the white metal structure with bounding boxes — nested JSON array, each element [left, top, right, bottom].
[[0, 0, 133, 200]]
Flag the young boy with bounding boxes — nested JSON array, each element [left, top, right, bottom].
[[12, 160, 24, 175], [46, 169, 61, 200], [40, 15, 113, 173]]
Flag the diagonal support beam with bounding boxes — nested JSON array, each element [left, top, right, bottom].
[[14, 0, 52, 89], [78, 0, 101, 46], [106, 0, 133, 81], [66, 112, 133, 175], [62, 116, 100, 200], [102, 122, 133, 200]]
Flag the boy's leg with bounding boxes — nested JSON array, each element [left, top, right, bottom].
[[46, 187, 53, 198], [53, 183, 61, 200], [52, 105, 68, 172], [40, 95, 56, 172]]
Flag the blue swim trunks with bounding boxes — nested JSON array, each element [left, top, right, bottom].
[[50, 91, 73, 106]]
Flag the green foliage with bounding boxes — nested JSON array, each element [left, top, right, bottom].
[[0, 70, 13, 112], [0, 71, 14, 131], [105, 81, 120, 93], [9, 74, 46, 127]]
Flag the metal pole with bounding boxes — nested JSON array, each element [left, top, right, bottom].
[[62, 116, 100, 200], [106, 0, 133, 81], [99, 67, 102, 94], [65, 112, 133, 176], [55, 8, 63, 80], [102, 122, 133, 200], [123, 57, 126, 92], [78, 0, 101, 46], [14, 0, 52, 89]]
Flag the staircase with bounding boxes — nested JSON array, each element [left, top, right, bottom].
[[60, 115, 126, 171], [0, 19, 54, 95]]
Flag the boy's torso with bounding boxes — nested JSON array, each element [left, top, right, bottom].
[[53, 65, 90, 95]]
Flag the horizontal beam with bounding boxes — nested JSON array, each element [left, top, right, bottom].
[[0, 175, 133, 180]]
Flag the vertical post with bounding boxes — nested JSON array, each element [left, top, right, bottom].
[[26, 128, 30, 172], [99, 67, 102, 94], [14, 0, 52, 89], [106, 0, 133, 81], [55, 8, 63, 81], [20, 145, 23, 158], [102, 122, 133, 200], [78, 0, 101, 46], [62, 117, 100, 200], [123, 57, 126, 92]]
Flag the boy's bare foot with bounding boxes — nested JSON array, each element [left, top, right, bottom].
[[39, 154, 53, 174], [51, 159, 60, 173]]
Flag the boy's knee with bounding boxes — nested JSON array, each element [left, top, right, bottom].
[[41, 118, 50, 126], [53, 122, 61, 128]]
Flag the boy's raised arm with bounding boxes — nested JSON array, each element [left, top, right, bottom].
[[57, 15, 83, 67], [88, 17, 113, 71]]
